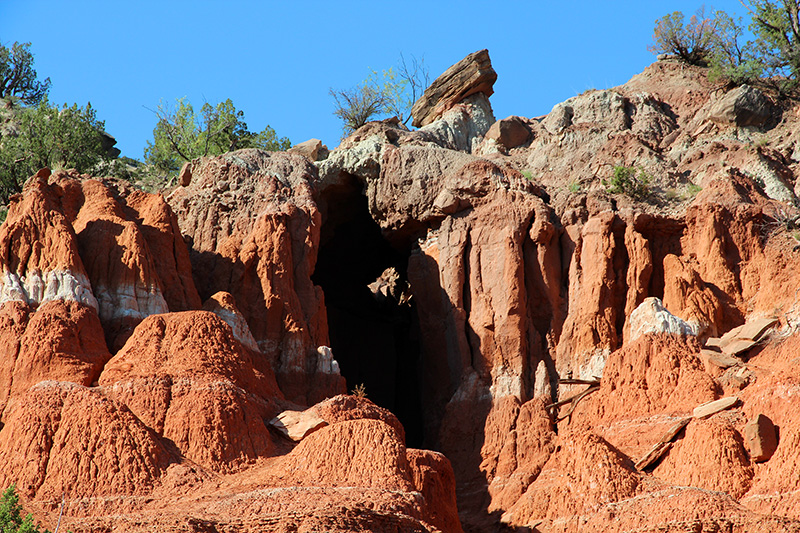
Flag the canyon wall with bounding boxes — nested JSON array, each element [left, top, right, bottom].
[[0, 51, 799, 532]]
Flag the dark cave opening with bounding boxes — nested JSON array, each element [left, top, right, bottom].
[[313, 174, 425, 448]]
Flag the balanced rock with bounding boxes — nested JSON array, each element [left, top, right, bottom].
[[411, 49, 497, 128]]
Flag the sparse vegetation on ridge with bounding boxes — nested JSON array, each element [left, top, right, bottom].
[[0, 41, 118, 203], [330, 54, 429, 136], [651, 2, 800, 89], [144, 97, 290, 177], [603, 164, 652, 201]]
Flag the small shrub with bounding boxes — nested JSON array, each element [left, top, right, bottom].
[[352, 383, 367, 398], [687, 183, 703, 197], [603, 165, 652, 201], [521, 170, 533, 181], [568, 179, 581, 193], [649, 8, 716, 66]]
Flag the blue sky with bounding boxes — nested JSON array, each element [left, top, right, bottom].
[[1, 1, 749, 159]]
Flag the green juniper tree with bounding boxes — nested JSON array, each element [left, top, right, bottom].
[[0, 41, 51, 105], [651, 2, 800, 88], [0, 98, 110, 202], [144, 97, 290, 175], [0, 41, 115, 202], [0, 485, 50, 533]]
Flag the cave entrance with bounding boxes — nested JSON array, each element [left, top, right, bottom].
[[313, 174, 424, 447]]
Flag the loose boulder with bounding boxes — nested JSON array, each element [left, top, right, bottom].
[[270, 409, 328, 441], [744, 413, 778, 463], [288, 138, 327, 161], [710, 85, 773, 127], [628, 297, 697, 342], [484, 115, 532, 149]]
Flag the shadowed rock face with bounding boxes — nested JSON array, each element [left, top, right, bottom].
[[4, 53, 800, 533]]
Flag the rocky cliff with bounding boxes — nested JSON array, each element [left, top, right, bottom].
[[1, 51, 800, 532]]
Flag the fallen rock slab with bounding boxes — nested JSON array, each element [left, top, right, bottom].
[[271, 410, 328, 441], [699, 348, 743, 369], [721, 338, 758, 357], [739, 316, 778, 342], [635, 417, 691, 470], [705, 337, 722, 348], [719, 325, 745, 347], [693, 396, 739, 419]]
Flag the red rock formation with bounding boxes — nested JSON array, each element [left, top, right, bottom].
[[654, 416, 754, 499], [56, 176, 172, 349], [201, 290, 260, 351], [407, 449, 462, 533], [0, 171, 202, 351], [310, 394, 406, 444], [279, 419, 413, 490], [167, 149, 344, 404], [662, 253, 725, 338], [122, 186, 201, 312], [501, 429, 640, 525], [483, 397, 556, 516], [0, 381, 175, 500], [274, 418, 462, 533], [99, 311, 281, 472], [737, 335, 800, 519], [7, 55, 800, 533], [0, 173, 96, 309], [0, 300, 110, 418]]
